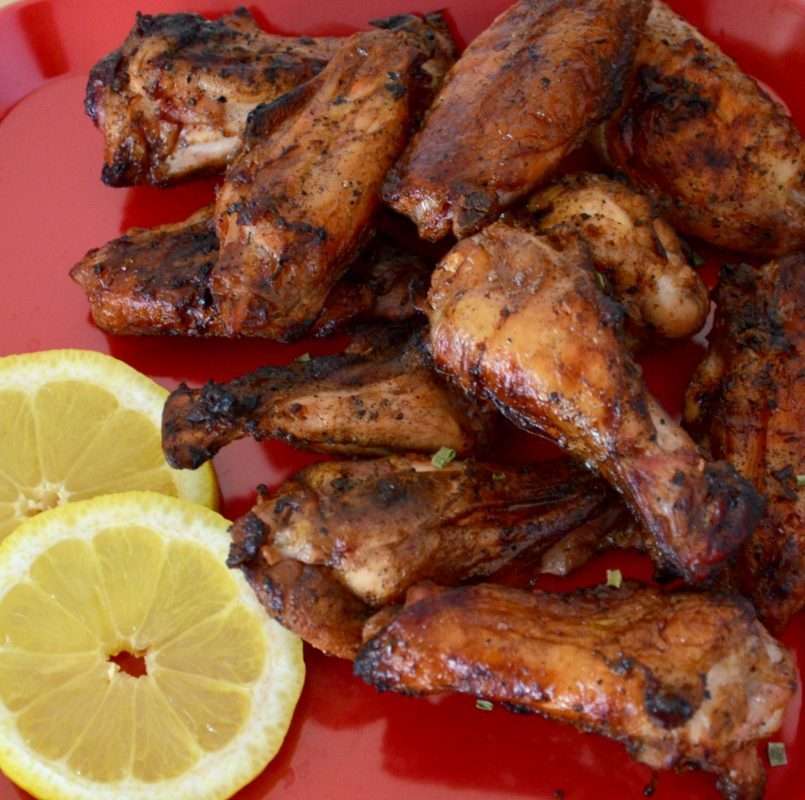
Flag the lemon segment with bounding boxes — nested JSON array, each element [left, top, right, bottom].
[[0, 492, 305, 800], [0, 350, 218, 542]]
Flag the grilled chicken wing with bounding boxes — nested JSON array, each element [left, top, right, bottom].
[[212, 24, 449, 338], [527, 173, 709, 339], [685, 255, 805, 632], [227, 456, 616, 656], [427, 221, 762, 581], [162, 323, 489, 468], [86, 9, 340, 186], [597, 1, 805, 256], [245, 559, 373, 660], [356, 582, 796, 800], [69, 210, 428, 338], [383, 0, 650, 241]]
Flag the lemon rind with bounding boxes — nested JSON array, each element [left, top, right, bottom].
[[0, 349, 218, 511], [0, 492, 304, 800]]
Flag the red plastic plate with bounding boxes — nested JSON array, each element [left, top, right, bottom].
[[0, 1, 803, 798]]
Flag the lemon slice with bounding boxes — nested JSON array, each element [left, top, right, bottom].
[[0, 349, 217, 541], [0, 492, 304, 800]]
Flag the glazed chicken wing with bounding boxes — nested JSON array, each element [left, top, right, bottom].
[[69, 210, 427, 338], [212, 23, 449, 338], [427, 221, 762, 581], [597, 1, 805, 256], [162, 323, 490, 468], [356, 582, 796, 800], [527, 173, 709, 339], [383, 0, 651, 240], [227, 456, 616, 656], [86, 9, 340, 186], [686, 255, 805, 632]]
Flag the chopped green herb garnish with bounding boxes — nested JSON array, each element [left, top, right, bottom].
[[797, 474, 805, 487], [431, 447, 457, 469], [606, 569, 623, 589], [492, 471, 506, 482], [594, 271, 607, 290], [690, 251, 706, 267], [768, 742, 788, 767], [296, 352, 311, 363], [475, 699, 494, 712]]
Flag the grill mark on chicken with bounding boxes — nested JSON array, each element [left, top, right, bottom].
[[597, 0, 805, 256], [227, 456, 618, 657], [69, 209, 429, 338], [685, 255, 805, 632], [162, 322, 491, 468], [86, 8, 341, 186], [383, 0, 651, 241], [355, 582, 796, 800], [211, 23, 452, 338], [427, 221, 762, 581], [526, 173, 709, 340]]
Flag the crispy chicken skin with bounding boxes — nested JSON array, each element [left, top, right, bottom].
[[355, 582, 796, 800], [527, 173, 709, 339], [427, 222, 762, 581], [686, 256, 805, 632], [228, 456, 613, 611], [211, 25, 446, 339], [162, 323, 490, 468], [597, 1, 805, 256], [69, 211, 428, 338], [69, 205, 220, 336], [243, 559, 373, 660], [86, 9, 340, 186], [383, 0, 651, 241]]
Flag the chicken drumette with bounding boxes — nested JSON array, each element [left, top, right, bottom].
[[427, 221, 762, 581]]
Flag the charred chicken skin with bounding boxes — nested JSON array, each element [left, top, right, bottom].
[[69, 211, 427, 338], [383, 0, 651, 241], [69, 205, 220, 336], [597, 0, 805, 256], [227, 456, 616, 656], [212, 23, 450, 339], [686, 255, 805, 632], [427, 221, 762, 581], [162, 323, 490, 468], [355, 582, 796, 800], [85, 8, 341, 186], [527, 173, 709, 340]]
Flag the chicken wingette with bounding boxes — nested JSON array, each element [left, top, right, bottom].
[[597, 0, 805, 256], [228, 456, 616, 657], [356, 582, 796, 800], [384, 0, 651, 240], [686, 255, 805, 632]]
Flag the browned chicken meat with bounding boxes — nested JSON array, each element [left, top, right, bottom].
[[597, 0, 805, 256], [527, 173, 709, 339], [228, 456, 616, 657], [427, 221, 763, 581], [212, 23, 451, 338], [85, 9, 341, 186], [686, 255, 805, 632], [162, 323, 490, 468], [69, 209, 428, 338], [70, 206, 220, 336], [383, 0, 651, 240], [356, 582, 796, 800]]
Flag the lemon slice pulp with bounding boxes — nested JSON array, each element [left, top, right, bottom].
[[0, 492, 304, 800], [0, 349, 218, 541]]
